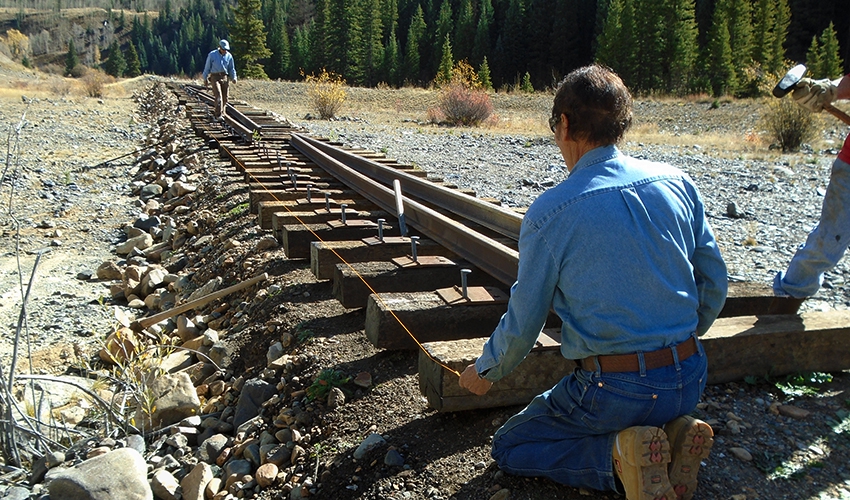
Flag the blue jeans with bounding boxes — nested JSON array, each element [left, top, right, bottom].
[[490, 338, 708, 493]]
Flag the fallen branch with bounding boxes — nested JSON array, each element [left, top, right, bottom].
[[131, 273, 269, 331]]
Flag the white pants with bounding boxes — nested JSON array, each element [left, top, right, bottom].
[[774, 155, 850, 298]]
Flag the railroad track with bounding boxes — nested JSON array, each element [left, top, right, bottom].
[[172, 83, 850, 413]]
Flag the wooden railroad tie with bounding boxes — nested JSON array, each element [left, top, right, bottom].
[[415, 282, 850, 411]]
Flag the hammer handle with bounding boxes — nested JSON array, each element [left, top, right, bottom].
[[824, 103, 850, 127]]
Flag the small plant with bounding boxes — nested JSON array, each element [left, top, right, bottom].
[[436, 83, 493, 126], [295, 322, 314, 343], [775, 371, 833, 397], [306, 369, 350, 401], [304, 69, 347, 120], [760, 98, 819, 152], [227, 202, 249, 216]]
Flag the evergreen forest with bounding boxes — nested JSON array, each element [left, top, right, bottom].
[[1, 0, 849, 96]]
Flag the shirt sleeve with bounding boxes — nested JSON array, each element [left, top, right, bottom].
[[690, 186, 728, 335], [474, 219, 558, 381], [227, 55, 237, 81], [202, 52, 212, 80]]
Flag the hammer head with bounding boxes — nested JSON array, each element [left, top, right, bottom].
[[773, 64, 807, 98]]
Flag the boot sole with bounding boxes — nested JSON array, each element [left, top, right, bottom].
[[666, 417, 714, 500], [614, 427, 676, 500]]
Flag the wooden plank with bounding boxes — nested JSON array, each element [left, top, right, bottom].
[[418, 310, 850, 412], [249, 188, 352, 213], [419, 331, 574, 412], [333, 260, 503, 309], [282, 222, 393, 259], [272, 209, 387, 235], [365, 291, 557, 350], [701, 310, 850, 383], [311, 239, 458, 280], [364, 281, 770, 351]]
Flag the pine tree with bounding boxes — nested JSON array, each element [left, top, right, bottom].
[[817, 22, 844, 80], [596, 0, 635, 85], [767, 0, 790, 74], [478, 56, 492, 90], [362, 0, 385, 86], [382, 25, 400, 85], [520, 71, 533, 92], [453, 0, 475, 63], [291, 22, 312, 77], [751, 0, 774, 68], [667, 0, 698, 95], [311, 0, 329, 71], [707, 1, 736, 96], [806, 35, 822, 78], [65, 38, 79, 75], [725, 0, 753, 84], [126, 42, 142, 77], [431, 0, 452, 76], [229, 0, 273, 79], [435, 33, 453, 86], [633, 0, 665, 92], [103, 41, 127, 77], [266, 0, 290, 80], [471, 0, 492, 66], [404, 5, 426, 84]]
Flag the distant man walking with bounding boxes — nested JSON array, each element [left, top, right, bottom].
[[203, 39, 237, 119]]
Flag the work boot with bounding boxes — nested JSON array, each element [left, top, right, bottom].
[[766, 296, 805, 315], [663, 416, 714, 500], [612, 426, 675, 500]]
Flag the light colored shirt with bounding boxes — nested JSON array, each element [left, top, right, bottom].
[[475, 145, 728, 381], [203, 49, 237, 82]]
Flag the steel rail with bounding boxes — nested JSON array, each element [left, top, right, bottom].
[[184, 85, 260, 143], [290, 134, 519, 286], [293, 133, 523, 241]]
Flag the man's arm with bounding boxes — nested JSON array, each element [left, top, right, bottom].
[[202, 52, 213, 82], [690, 187, 728, 335], [227, 55, 237, 83]]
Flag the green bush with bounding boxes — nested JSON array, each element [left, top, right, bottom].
[[436, 83, 493, 126], [760, 98, 819, 152]]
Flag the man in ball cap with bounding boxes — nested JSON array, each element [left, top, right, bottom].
[[202, 39, 237, 119]]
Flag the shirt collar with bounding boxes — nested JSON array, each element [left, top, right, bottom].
[[569, 145, 621, 175]]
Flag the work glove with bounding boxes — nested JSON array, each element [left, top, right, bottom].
[[792, 78, 837, 112], [230, 77, 237, 84]]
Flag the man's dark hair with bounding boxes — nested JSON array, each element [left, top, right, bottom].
[[552, 65, 633, 145]]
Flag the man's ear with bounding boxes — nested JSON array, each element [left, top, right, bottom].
[[559, 113, 570, 142]]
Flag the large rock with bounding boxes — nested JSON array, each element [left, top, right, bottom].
[[233, 379, 277, 428], [180, 462, 213, 500], [135, 372, 201, 429], [116, 233, 154, 255], [46, 448, 152, 500]]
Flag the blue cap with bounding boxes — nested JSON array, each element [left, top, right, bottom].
[[219, 39, 230, 50]]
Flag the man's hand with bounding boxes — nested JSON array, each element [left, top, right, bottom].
[[459, 364, 493, 395], [792, 78, 838, 112]]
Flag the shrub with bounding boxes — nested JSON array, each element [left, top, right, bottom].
[[304, 69, 346, 119], [81, 70, 111, 98], [436, 83, 493, 126], [760, 98, 819, 152]]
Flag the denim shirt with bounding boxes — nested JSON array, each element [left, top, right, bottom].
[[475, 145, 728, 381], [203, 50, 237, 81]]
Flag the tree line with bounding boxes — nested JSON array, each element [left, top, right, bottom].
[[52, 0, 850, 94]]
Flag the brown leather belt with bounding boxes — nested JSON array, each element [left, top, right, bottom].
[[579, 336, 698, 373]]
